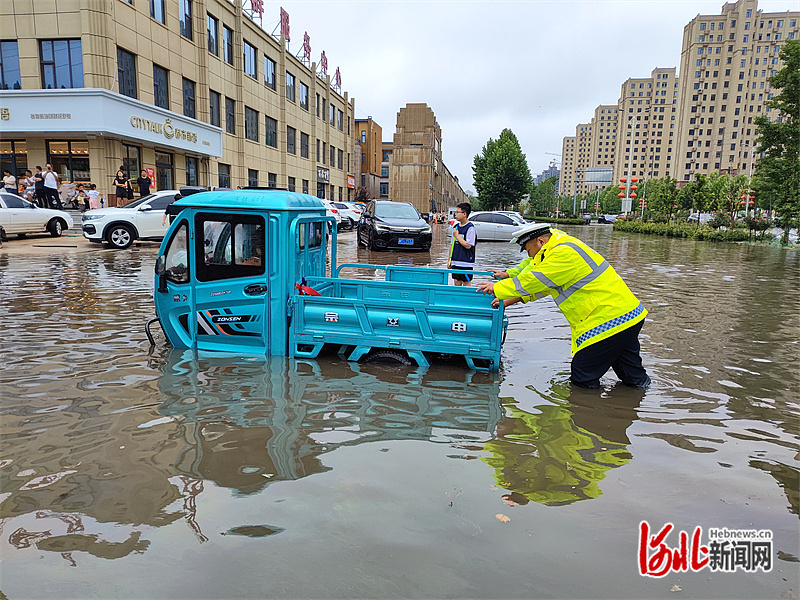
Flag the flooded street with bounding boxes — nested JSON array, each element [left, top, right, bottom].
[[1, 224, 798, 599]]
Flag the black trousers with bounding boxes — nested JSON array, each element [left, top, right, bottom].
[[571, 320, 650, 389]]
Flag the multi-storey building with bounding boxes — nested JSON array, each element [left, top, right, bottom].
[[534, 160, 560, 185], [354, 117, 382, 199], [379, 141, 392, 199], [613, 68, 679, 184], [558, 136, 576, 196], [675, 0, 799, 182], [388, 103, 467, 214], [0, 1, 355, 204]]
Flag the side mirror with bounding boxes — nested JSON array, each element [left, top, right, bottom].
[[140, 204, 152, 212], [155, 255, 166, 276]]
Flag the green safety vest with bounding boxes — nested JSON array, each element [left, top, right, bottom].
[[494, 229, 646, 354]]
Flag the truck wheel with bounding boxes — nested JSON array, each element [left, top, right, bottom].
[[106, 224, 135, 249], [363, 350, 413, 366], [48, 218, 65, 237]]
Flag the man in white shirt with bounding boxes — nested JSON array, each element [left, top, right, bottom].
[[43, 163, 62, 209]]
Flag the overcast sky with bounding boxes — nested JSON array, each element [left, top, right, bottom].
[[259, 0, 793, 193]]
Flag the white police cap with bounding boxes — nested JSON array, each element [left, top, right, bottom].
[[510, 222, 552, 251]]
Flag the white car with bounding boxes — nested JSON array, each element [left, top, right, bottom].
[[320, 199, 343, 227], [81, 190, 179, 249], [0, 191, 74, 239], [467, 211, 527, 241], [331, 201, 362, 229]]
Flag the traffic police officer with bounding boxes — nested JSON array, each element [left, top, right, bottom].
[[477, 222, 650, 389]]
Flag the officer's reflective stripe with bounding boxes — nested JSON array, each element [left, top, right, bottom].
[[552, 242, 609, 306], [512, 270, 557, 297], [575, 303, 645, 348]]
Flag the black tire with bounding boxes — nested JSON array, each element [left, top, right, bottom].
[[17, 233, 27, 239], [48, 218, 65, 237], [106, 224, 135, 249], [368, 230, 379, 251], [363, 350, 413, 366], [357, 227, 366, 247]]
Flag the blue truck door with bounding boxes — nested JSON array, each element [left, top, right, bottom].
[[191, 212, 271, 353]]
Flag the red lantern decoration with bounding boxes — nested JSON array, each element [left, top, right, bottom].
[[631, 177, 639, 183], [630, 192, 638, 198], [749, 200, 755, 205], [630, 185, 638, 191], [620, 177, 627, 183], [618, 192, 625, 198], [619, 185, 627, 190]]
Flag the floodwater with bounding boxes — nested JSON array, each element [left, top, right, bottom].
[[1, 224, 798, 599]]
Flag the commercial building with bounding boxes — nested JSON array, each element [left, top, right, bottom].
[[558, 136, 576, 196], [387, 103, 468, 214], [354, 117, 383, 199], [0, 1, 355, 204]]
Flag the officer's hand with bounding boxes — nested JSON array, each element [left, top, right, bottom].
[[488, 269, 508, 279], [476, 281, 495, 295], [491, 298, 500, 309]]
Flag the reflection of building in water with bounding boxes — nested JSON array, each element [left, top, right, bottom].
[[158, 353, 502, 495], [482, 386, 641, 506]]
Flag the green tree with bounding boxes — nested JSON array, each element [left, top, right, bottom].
[[472, 129, 533, 211], [753, 39, 800, 243], [528, 176, 558, 215]]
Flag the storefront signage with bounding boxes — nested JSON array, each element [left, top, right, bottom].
[[317, 167, 329, 183], [347, 175, 355, 189], [0, 89, 223, 157], [130, 116, 198, 144]]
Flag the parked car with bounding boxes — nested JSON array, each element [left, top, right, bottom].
[[357, 200, 432, 251], [0, 191, 74, 238], [687, 212, 713, 224], [320, 199, 343, 228], [597, 214, 617, 224], [466, 211, 526, 241], [81, 189, 179, 248], [331, 201, 362, 229], [496, 211, 527, 224]]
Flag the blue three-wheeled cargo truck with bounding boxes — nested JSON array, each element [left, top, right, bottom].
[[151, 190, 507, 371]]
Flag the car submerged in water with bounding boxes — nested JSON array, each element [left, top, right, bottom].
[[357, 200, 432, 251]]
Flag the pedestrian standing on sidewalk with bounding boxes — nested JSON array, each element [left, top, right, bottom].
[[448, 202, 477, 286], [43, 164, 62, 209], [3, 170, 17, 195], [136, 170, 152, 197], [32, 166, 45, 207]]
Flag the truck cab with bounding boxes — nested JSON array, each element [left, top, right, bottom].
[[154, 189, 333, 355]]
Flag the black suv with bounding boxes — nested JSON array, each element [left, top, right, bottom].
[[357, 200, 432, 251]]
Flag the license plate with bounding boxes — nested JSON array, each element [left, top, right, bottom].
[[398, 238, 414, 245]]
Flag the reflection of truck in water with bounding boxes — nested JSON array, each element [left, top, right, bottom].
[[157, 351, 503, 493], [152, 190, 507, 370]]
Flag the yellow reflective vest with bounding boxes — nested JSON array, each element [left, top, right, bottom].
[[494, 229, 647, 355]]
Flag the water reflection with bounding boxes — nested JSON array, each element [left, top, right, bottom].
[[484, 378, 642, 506], [156, 351, 503, 495]]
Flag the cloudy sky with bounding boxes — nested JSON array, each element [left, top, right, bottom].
[[257, 0, 793, 193]]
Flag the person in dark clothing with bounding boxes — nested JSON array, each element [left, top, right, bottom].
[[136, 170, 152, 197], [32, 166, 46, 207], [113, 167, 130, 203], [448, 202, 477, 286]]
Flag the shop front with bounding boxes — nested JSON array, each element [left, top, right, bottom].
[[0, 89, 222, 204]]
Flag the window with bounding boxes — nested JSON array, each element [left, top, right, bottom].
[[285, 71, 295, 101], [209, 90, 220, 127], [243, 41, 256, 79], [337, 109, 343, 131], [265, 116, 277, 148], [116, 47, 136, 98], [381, 165, 388, 177], [300, 132, 309, 158], [330, 145, 335, 165], [196, 217, 265, 280], [302, 179, 309, 194], [223, 26, 234, 65], [182, 78, 195, 118], [163, 224, 190, 285], [150, 0, 165, 24], [380, 182, 388, 197], [153, 64, 169, 109], [337, 149, 343, 169], [179, 0, 192, 40], [287, 176, 295, 192], [382, 149, 392, 161], [245, 106, 258, 141], [0, 41, 21, 89], [41, 40, 84, 89], [47, 140, 90, 182], [225, 97, 235, 134], [287, 126, 296, 154], [247, 169, 258, 187], [361, 131, 366, 143], [268, 173, 277, 188], [207, 14, 218, 55], [186, 156, 198, 186], [299, 81, 309, 110], [330, 104, 335, 125], [264, 56, 275, 89], [218, 163, 231, 188]]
